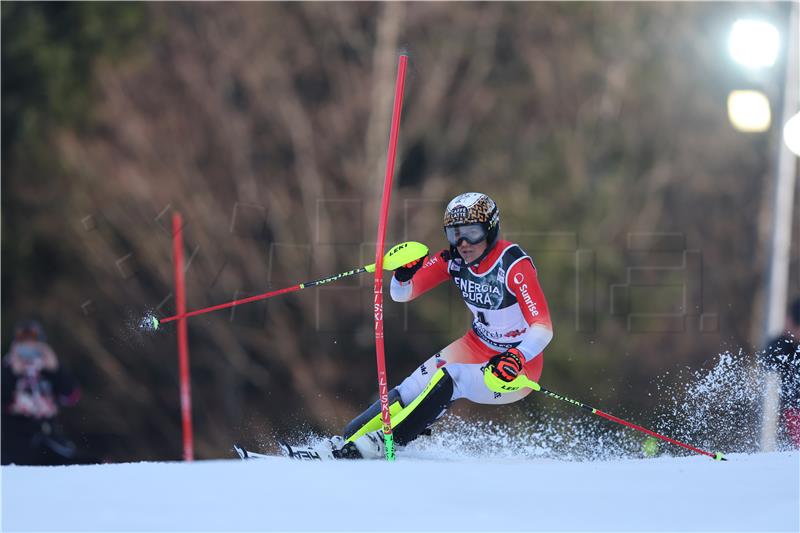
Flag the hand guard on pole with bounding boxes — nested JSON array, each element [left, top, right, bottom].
[[393, 255, 427, 282]]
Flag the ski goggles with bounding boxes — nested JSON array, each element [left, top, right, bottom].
[[445, 224, 488, 246]]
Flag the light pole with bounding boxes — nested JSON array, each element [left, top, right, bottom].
[[762, 5, 798, 349], [760, 3, 799, 453], [728, 6, 799, 451]]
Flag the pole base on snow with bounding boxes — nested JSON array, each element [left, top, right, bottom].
[[383, 433, 396, 462]]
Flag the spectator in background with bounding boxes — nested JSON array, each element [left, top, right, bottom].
[[762, 298, 800, 448], [1, 320, 81, 465]]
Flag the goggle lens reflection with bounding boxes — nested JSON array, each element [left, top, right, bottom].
[[445, 224, 487, 246]]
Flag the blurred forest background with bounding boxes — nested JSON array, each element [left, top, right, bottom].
[[3, 2, 798, 461]]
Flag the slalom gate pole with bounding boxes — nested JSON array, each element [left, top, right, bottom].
[[154, 241, 427, 327], [172, 213, 194, 461], [485, 370, 726, 460], [373, 54, 408, 462]]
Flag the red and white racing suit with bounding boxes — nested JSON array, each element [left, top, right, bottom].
[[390, 240, 553, 406]]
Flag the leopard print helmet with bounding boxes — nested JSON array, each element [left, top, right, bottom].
[[443, 192, 500, 247]]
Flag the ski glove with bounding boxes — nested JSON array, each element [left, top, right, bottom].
[[488, 348, 525, 382], [394, 255, 427, 282]]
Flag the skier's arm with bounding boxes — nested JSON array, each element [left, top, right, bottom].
[[390, 250, 450, 302], [507, 258, 553, 361], [38, 344, 80, 406], [43, 368, 81, 406]]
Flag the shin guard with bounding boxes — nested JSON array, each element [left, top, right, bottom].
[[344, 388, 404, 442], [389, 367, 454, 446]]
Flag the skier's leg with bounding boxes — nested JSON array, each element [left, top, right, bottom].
[[344, 334, 545, 457], [440, 332, 544, 405], [784, 407, 800, 448], [350, 357, 531, 458], [342, 389, 404, 441], [445, 352, 543, 405], [342, 333, 476, 442], [390, 367, 454, 445], [394, 333, 484, 404], [408, 329, 543, 406], [350, 346, 534, 454], [349, 367, 455, 458]]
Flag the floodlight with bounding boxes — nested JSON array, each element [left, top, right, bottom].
[[729, 19, 780, 68], [784, 112, 800, 156], [727, 90, 772, 132]]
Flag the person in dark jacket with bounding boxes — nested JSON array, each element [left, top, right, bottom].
[[1, 320, 80, 465], [762, 298, 800, 448]]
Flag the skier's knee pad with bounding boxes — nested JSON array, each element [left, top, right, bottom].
[[390, 367, 454, 446], [344, 388, 403, 442]]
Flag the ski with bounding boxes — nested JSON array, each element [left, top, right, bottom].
[[233, 439, 361, 461], [232, 442, 336, 461], [233, 443, 272, 460], [279, 441, 335, 461]]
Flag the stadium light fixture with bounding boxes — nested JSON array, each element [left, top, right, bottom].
[[784, 112, 800, 156], [727, 90, 772, 132], [729, 19, 780, 68]]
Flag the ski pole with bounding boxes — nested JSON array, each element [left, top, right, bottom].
[[483, 367, 727, 461], [149, 241, 428, 329]]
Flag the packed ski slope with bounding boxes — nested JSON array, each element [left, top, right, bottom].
[[2, 450, 798, 532]]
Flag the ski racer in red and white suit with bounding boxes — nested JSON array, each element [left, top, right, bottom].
[[390, 239, 552, 406], [339, 192, 553, 459]]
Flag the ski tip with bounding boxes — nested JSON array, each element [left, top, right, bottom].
[[277, 440, 293, 457], [233, 443, 249, 460], [713, 452, 726, 461], [277, 440, 289, 455]]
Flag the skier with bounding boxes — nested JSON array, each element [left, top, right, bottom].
[[1, 320, 81, 465], [762, 297, 800, 448], [332, 192, 553, 459]]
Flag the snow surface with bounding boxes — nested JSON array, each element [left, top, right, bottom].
[[2, 451, 798, 532]]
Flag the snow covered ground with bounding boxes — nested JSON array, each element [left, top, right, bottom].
[[2, 451, 798, 532]]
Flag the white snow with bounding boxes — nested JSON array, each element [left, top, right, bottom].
[[2, 451, 798, 532]]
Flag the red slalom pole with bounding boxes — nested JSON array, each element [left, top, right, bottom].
[[172, 213, 194, 461], [374, 54, 408, 461]]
